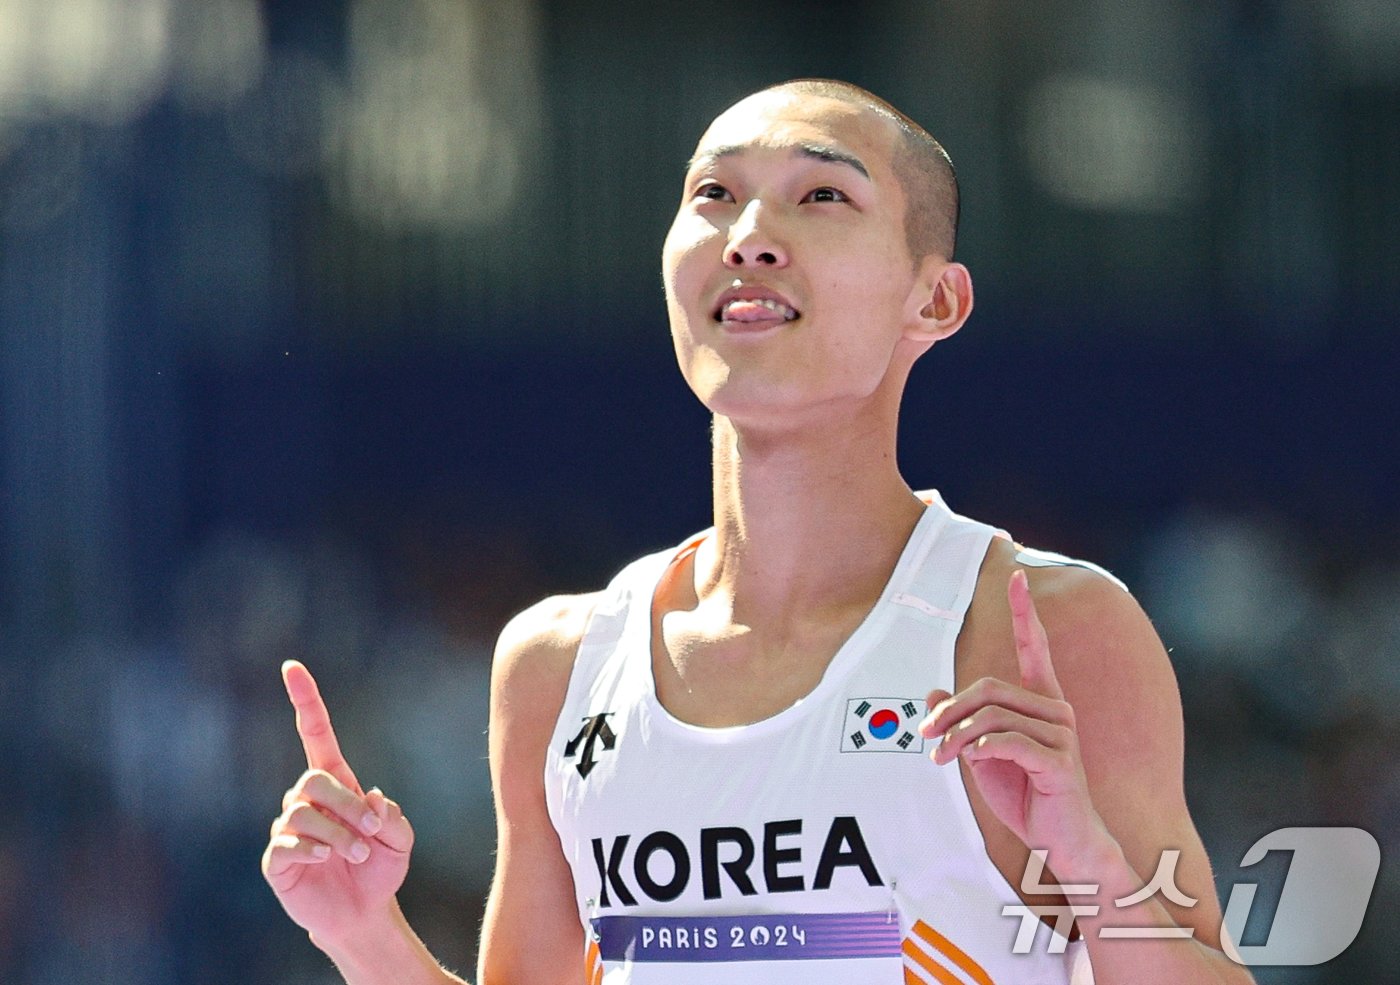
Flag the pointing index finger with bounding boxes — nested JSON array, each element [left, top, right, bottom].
[[282, 659, 362, 794], [1008, 569, 1064, 700]]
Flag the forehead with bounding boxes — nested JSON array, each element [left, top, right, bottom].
[[689, 91, 900, 179]]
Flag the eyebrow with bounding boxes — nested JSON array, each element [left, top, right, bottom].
[[685, 142, 871, 181]]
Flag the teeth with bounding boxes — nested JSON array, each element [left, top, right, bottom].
[[722, 297, 798, 321]]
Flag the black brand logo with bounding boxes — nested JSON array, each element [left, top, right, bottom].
[[564, 713, 616, 778]]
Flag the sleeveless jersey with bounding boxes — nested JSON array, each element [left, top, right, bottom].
[[544, 491, 1096, 985]]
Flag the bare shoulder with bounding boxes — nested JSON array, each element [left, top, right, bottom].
[[490, 592, 601, 737], [968, 536, 1184, 785], [1017, 547, 1182, 754], [489, 592, 600, 770], [496, 591, 601, 657], [487, 589, 601, 798], [1021, 553, 1162, 680], [487, 593, 600, 859]]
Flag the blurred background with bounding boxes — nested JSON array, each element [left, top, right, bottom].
[[1, 0, 1397, 982]]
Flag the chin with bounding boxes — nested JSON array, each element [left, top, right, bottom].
[[700, 381, 843, 434], [679, 344, 886, 427]]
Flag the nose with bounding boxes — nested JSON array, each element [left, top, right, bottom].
[[723, 200, 788, 269]]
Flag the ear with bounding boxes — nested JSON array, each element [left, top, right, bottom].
[[904, 259, 973, 343]]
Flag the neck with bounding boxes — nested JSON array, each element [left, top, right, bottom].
[[693, 408, 926, 628]]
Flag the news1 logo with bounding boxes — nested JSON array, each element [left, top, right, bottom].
[[1220, 827, 1380, 966], [1004, 826, 1381, 966]]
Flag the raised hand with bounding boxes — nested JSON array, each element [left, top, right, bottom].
[[262, 660, 415, 945], [919, 570, 1111, 869]]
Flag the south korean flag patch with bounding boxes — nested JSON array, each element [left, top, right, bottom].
[[841, 697, 925, 753]]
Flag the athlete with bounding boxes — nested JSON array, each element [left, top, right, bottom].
[[263, 80, 1257, 984]]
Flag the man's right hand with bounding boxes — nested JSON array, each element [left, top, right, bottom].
[[262, 659, 416, 948]]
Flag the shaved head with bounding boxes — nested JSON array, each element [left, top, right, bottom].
[[756, 79, 960, 263]]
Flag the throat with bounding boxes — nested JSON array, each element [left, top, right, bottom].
[[651, 591, 875, 728], [645, 487, 931, 728]]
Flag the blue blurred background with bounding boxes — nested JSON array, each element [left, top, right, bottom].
[[1, 1, 1397, 982]]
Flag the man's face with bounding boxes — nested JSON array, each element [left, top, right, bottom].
[[662, 90, 924, 427]]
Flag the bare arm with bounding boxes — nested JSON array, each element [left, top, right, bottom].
[[924, 567, 1256, 984], [476, 593, 600, 985]]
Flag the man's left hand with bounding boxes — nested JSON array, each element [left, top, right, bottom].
[[919, 568, 1116, 872]]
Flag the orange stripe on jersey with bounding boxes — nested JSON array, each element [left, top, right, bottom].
[[651, 534, 707, 622], [910, 920, 996, 985], [904, 966, 925, 985], [902, 938, 964, 985], [585, 939, 602, 985]]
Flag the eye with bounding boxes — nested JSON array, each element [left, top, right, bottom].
[[694, 182, 733, 202], [802, 186, 848, 204]]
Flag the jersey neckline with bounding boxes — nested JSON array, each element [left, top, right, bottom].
[[636, 500, 952, 741]]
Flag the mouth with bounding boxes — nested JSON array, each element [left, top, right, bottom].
[[711, 289, 801, 327]]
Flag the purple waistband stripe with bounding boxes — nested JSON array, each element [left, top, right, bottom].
[[593, 912, 903, 963]]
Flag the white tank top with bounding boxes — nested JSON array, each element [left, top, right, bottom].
[[545, 492, 1095, 985]]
